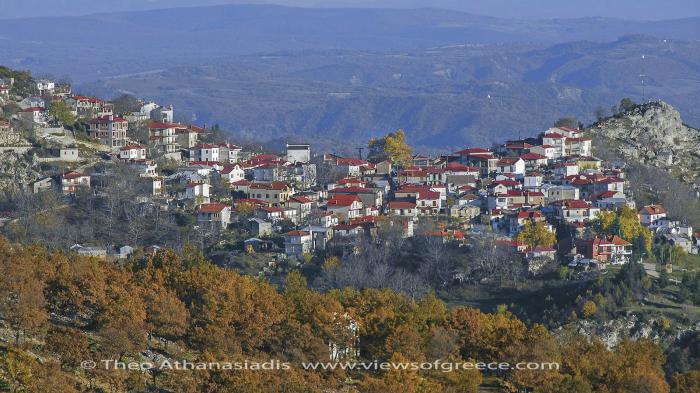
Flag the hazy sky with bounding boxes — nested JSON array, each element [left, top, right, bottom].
[[1, 0, 699, 20]]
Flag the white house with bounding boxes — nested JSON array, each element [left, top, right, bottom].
[[185, 182, 211, 202], [119, 145, 147, 161], [35, 79, 55, 95], [326, 194, 363, 220], [20, 107, 48, 125], [496, 157, 526, 177], [388, 201, 417, 218], [220, 164, 245, 184], [529, 145, 557, 160], [284, 230, 313, 258], [639, 204, 667, 226]]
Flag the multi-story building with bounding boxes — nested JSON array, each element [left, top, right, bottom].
[[575, 236, 632, 264], [286, 143, 310, 164], [88, 115, 128, 149], [196, 203, 231, 230], [61, 171, 90, 194], [148, 122, 179, 155]]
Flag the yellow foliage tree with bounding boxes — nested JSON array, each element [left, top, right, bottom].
[[516, 220, 556, 249], [368, 129, 413, 168], [581, 300, 597, 319]]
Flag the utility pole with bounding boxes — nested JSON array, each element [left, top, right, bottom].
[[357, 146, 364, 159]]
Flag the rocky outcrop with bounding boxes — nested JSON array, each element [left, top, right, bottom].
[[0, 151, 43, 194], [590, 101, 700, 182], [566, 314, 700, 349]]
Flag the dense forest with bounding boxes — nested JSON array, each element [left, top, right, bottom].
[[1, 237, 698, 392]]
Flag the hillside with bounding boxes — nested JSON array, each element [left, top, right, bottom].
[[78, 36, 700, 150]]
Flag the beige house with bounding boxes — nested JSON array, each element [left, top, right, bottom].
[[196, 203, 232, 229], [247, 182, 292, 206]]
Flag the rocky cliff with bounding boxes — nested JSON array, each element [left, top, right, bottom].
[[590, 101, 700, 182]]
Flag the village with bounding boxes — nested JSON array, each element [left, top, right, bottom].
[[1, 73, 699, 283]]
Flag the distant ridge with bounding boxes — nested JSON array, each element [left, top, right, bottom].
[[0, 4, 699, 81]]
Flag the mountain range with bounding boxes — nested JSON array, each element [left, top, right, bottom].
[[1, 0, 699, 20], [1, 4, 699, 82], [1, 4, 699, 150], [79, 36, 700, 151]]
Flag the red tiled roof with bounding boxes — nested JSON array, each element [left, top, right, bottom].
[[284, 230, 310, 236], [249, 181, 289, 190], [595, 191, 619, 199], [520, 152, 547, 160], [220, 164, 242, 174], [197, 203, 229, 213], [21, 106, 45, 112], [235, 198, 270, 206], [596, 177, 623, 184], [63, 171, 87, 179], [149, 121, 182, 129], [120, 144, 145, 151], [640, 204, 666, 215], [492, 180, 520, 187], [563, 200, 592, 209], [289, 196, 312, 204], [73, 95, 104, 103], [498, 157, 521, 165], [327, 194, 361, 207], [338, 178, 363, 185], [231, 179, 252, 186], [445, 162, 478, 172], [329, 186, 374, 194], [336, 157, 368, 166], [350, 216, 378, 225], [543, 132, 565, 139], [517, 211, 542, 219]]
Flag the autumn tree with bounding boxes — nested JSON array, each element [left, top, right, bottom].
[[516, 220, 556, 249], [673, 370, 700, 393], [367, 129, 413, 168], [236, 201, 255, 218], [95, 270, 148, 359], [45, 326, 90, 371], [0, 242, 48, 344], [144, 285, 189, 344]]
